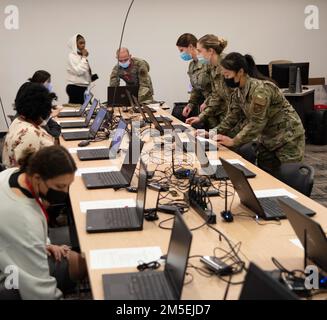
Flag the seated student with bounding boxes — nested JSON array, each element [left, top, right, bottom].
[[29, 70, 62, 139], [213, 52, 305, 173], [2, 83, 55, 168], [109, 48, 154, 104], [0, 146, 86, 300], [175, 33, 212, 124]]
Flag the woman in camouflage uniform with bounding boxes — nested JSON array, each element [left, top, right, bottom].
[[176, 33, 212, 122], [186, 34, 231, 130], [214, 52, 305, 172]]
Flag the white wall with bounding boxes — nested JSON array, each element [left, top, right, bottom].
[[1, 0, 326, 131]]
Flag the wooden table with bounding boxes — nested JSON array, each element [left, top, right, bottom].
[[57, 105, 327, 300]]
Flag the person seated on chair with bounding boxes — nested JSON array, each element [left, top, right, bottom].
[[186, 34, 231, 131], [0, 146, 87, 300], [175, 33, 212, 125], [109, 48, 154, 104], [29, 70, 62, 139], [2, 83, 55, 168], [212, 52, 305, 173]]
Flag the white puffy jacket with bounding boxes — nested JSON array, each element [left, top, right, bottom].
[[66, 34, 91, 86]]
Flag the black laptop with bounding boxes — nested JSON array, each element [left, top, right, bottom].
[[58, 93, 93, 118], [239, 262, 298, 300], [82, 137, 144, 189], [77, 118, 127, 161], [142, 104, 189, 134], [220, 158, 316, 220], [107, 86, 139, 106], [102, 211, 193, 300], [193, 140, 256, 180], [62, 107, 107, 141], [86, 160, 148, 233], [279, 199, 327, 272], [60, 98, 98, 129]]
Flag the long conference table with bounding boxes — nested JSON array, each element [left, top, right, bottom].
[[57, 103, 327, 300]]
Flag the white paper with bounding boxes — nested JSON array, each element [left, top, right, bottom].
[[290, 239, 304, 250], [197, 136, 211, 142], [75, 166, 119, 177], [60, 109, 77, 112], [90, 247, 163, 270], [69, 146, 108, 154], [254, 188, 297, 199], [209, 159, 245, 166], [148, 103, 161, 110], [61, 128, 90, 133], [57, 119, 85, 123], [80, 198, 136, 213]]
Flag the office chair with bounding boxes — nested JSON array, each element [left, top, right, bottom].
[[236, 142, 258, 165], [273, 163, 314, 197]]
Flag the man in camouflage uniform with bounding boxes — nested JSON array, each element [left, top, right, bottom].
[[187, 61, 231, 130], [214, 76, 305, 171], [109, 48, 154, 104]]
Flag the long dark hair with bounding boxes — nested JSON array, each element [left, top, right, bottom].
[[29, 70, 51, 84], [221, 52, 275, 82]]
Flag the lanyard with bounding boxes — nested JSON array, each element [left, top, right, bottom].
[[25, 176, 49, 223]]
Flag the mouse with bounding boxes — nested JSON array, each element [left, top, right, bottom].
[[78, 140, 90, 147]]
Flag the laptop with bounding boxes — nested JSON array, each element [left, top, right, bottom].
[[82, 136, 144, 189], [278, 199, 327, 272], [86, 160, 148, 233], [102, 211, 193, 300], [58, 93, 93, 118], [107, 86, 139, 106], [142, 104, 188, 134], [60, 98, 98, 129], [77, 118, 127, 161], [62, 107, 107, 141], [220, 158, 316, 220], [194, 141, 256, 180], [239, 262, 298, 300]]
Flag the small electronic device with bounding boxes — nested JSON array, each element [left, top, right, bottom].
[[200, 256, 233, 276]]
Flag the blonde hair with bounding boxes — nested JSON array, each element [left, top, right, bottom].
[[198, 34, 228, 55]]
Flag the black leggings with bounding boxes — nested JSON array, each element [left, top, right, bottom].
[[66, 85, 87, 104]]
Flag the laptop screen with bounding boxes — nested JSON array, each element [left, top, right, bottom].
[[108, 119, 127, 158], [165, 212, 193, 299], [79, 94, 93, 114], [239, 263, 298, 300], [142, 105, 164, 135], [89, 108, 107, 137], [85, 99, 98, 125], [136, 160, 147, 222]]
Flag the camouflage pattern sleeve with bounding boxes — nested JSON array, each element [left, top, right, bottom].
[[233, 89, 271, 147], [109, 65, 120, 87], [137, 61, 154, 104], [188, 88, 205, 109]]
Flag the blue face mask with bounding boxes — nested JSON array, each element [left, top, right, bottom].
[[119, 61, 130, 69], [45, 83, 53, 93], [180, 52, 192, 61], [197, 55, 209, 64]]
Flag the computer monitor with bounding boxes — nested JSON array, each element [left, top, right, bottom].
[[272, 63, 309, 88], [256, 64, 270, 78], [107, 86, 139, 107]]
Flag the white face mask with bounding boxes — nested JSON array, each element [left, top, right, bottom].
[[40, 117, 50, 127]]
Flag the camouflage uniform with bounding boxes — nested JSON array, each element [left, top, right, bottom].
[[198, 62, 231, 129], [110, 57, 154, 104], [216, 76, 305, 170], [187, 60, 212, 111]]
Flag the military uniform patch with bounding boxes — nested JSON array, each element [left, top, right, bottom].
[[251, 94, 266, 114]]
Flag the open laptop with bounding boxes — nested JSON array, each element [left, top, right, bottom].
[[239, 262, 298, 300], [102, 211, 193, 300], [220, 158, 316, 220], [86, 159, 148, 233], [82, 136, 144, 189], [107, 86, 139, 106], [279, 199, 327, 272], [77, 118, 127, 161], [194, 141, 256, 180], [142, 104, 188, 134], [62, 107, 107, 141], [58, 93, 93, 118], [60, 98, 98, 129]]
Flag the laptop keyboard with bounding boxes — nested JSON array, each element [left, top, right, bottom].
[[214, 166, 228, 179], [104, 208, 138, 228], [97, 172, 124, 185], [258, 198, 285, 218], [130, 273, 172, 300]]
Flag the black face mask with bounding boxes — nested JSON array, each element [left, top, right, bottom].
[[224, 77, 240, 88], [40, 188, 68, 207]]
